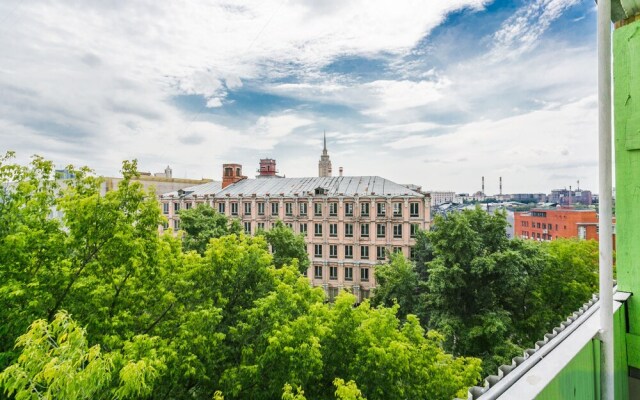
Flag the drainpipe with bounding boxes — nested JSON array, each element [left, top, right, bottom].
[[597, 0, 614, 398]]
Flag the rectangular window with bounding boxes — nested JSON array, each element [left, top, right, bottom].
[[257, 202, 265, 215], [376, 223, 386, 238], [314, 244, 323, 257], [410, 224, 419, 238], [163, 203, 169, 214], [257, 222, 265, 231], [300, 202, 307, 216], [328, 286, 339, 302], [314, 203, 323, 217], [393, 246, 402, 254], [548, 225, 552, 231], [315, 223, 323, 237], [271, 202, 279, 216], [329, 202, 338, 216], [360, 223, 369, 238], [186, 202, 192, 210], [361, 267, 369, 281], [410, 247, 415, 260], [361, 203, 369, 217], [360, 246, 369, 259], [244, 202, 251, 215], [174, 219, 180, 229], [314, 265, 323, 279], [300, 223, 307, 235], [329, 245, 338, 258], [377, 203, 386, 217], [162, 221, 169, 229], [393, 224, 402, 239], [243, 222, 251, 235], [231, 202, 238, 216], [393, 203, 402, 217], [218, 202, 226, 214], [345, 223, 354, 237], [361, 289, 370, 299], [410, 202, 419, 217], [329, 223, 338, 237], [286, 222, 293, 229], [330, 266, 338, 280], [377, 246, 386, 261], [174, 203, 180, 212], [285, 202, 293, 216], [345, 267, 353, 281], [345, 245, 353, 259], [344, 203, 354, 217]]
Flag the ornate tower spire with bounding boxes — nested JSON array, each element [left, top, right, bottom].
[[318, 131, 332, 177]]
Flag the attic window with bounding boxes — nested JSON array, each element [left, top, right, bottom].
[[314, 187, 328, 196]]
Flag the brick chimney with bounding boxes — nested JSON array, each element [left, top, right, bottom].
[[222, 163, 247, 189], [258, 158, 277, 176]]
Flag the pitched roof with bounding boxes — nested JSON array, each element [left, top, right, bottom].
[[160, 181, 223, 198], [215, 176, 424, 198]]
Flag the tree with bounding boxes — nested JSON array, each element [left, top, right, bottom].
[[370, 252, 419, 320], [179, 204, 242, 254], [261, 220, 310, 274]]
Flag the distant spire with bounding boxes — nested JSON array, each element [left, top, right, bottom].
[[323, 130, 327, 151]]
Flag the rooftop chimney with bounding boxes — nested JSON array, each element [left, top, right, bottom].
[[499, 176, 502, 195], [482, 176, 485, 194], [258, 158, 277, 176], [222, 163, 247, 189], [339, 167, 343, 177]]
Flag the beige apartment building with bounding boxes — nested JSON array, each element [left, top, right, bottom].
[[160, 160, 430, 302]]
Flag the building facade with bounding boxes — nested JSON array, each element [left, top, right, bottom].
[[513, 208, 599, 241], [160, 162, 430, 302], [548, 189, 593, 206], [426, 191, 458, 206]]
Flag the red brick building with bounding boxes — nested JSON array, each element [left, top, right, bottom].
[[514, 208, 599, 241]]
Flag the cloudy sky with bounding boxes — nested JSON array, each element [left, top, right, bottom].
[[0, 0, 597, 194]]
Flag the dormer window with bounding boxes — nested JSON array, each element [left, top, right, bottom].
[[314, 187, 328, 196]]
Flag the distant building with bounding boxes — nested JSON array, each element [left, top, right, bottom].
[[426, 191, 457, 206], [100, 165, 212, 197], [160, 157, 430, 303], [318, 132, 332, 177], [513, 207, 614, 243], [548, 188, 593, 206], [511, 193, 548, 203]]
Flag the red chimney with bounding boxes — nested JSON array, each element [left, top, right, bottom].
[[222, 163, 247, 189], [258, 158, 277, 176]]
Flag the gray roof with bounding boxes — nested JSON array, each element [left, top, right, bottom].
[[160, 181, 223, 198], [215, 176, 424, 198]]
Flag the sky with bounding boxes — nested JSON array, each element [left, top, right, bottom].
[[0, 0, 598, 194]]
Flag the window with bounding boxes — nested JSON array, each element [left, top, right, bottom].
[[410, 247, 415, 260], [174, 203, 180, 212], [286, 222, 293, 229], [345, 245, 353, 259], [271, 202, 279, 216], [345, 223, 354, 237], [314, 266, 323, 279], [393, 203, 402, 217], [300, 202, 307, 216], [344, 203, 354, 217], [300, 223, 308, 235], [361, 289, 370, 299], [410, 224, 419, 238], [314, 244, 323, 257], [410, 202, 419, 217], [377, 203, 386, 217], [537, 223, 541, 228], [376, 246, 386, 260], [360, 223, 369, 238], [345, 267, 353, 281], [360, 246, 369, 259], [376, 223, 386, 238], [330, 266, 338, 280], [361, 203, 369, 217], [231, 202, 238, 216], [329, 245, 338, 258], [328, 286, 339, 302], [329, 223, 338, 237], [314, 203, 323, 217], [216, 202, 224, 214], [163, 203, 169, 214], [548, 225, 552, 231], [314, 223, 323, 237], [186, 202, 192, 210], [542, 223, 547, 229], [243, 222, 251, 234], [162, 221, 169, 229], [173, 219, 180, 229], [244, 202, 251, 215], [257, 222, 265, 231], [257, 202, 265, 215], [393, 224, 402, 238], [329, 202, 338, 216], [361, 267, 369, 281], [393, 246, 402, 254], [285, 202, 293, 216]]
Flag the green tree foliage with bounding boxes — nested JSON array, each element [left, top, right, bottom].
[[261, 220, 310, 274], [179, 204, 242, 254], [0, 153, 480, 399], [372, 207, 600, 376]]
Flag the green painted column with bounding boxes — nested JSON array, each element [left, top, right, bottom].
[[614, 15, 640, 369]]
